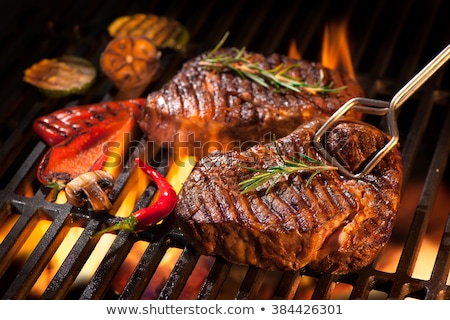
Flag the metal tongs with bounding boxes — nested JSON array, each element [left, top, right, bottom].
[[312, 44, 450, 179]]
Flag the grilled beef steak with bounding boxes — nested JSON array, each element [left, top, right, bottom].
[[139, 48, 364, 158], [175, 117, 403, 274]]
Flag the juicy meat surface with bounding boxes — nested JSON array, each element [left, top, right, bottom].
[[139, 48, 364, 158], [175, 117, 403, 274]]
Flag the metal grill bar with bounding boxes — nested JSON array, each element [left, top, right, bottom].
[[272, 271, 302, 300], [431, 215, 450, 299], [42, 219, 102, 299], [197, 260, 232, 299], [80, 231, 135, 299], [394, 107, 450, 299], [3, 210, 70, 299], [119, 234, 174, 300], [236, 267, 265, 299], [0, 0, 449, 300], [158, 243, 199, 300]]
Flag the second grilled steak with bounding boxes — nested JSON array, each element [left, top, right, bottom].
[[139, 48, 364, 158], [175, 117, 403, 274]]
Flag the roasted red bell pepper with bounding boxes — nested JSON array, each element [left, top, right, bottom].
[[33, 98, 145, 146], [37, 105, 137, 196]]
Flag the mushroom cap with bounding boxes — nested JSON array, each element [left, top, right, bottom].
[[65, 170, 115, 211]]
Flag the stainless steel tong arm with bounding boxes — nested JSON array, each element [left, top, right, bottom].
[[313, 44, 450, 179]]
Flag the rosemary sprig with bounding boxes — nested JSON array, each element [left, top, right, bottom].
[[199, 32, 346, 94], [238, 140, 338, 194]]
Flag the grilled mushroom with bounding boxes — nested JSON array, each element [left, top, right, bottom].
[[65, 170, 115, 211]]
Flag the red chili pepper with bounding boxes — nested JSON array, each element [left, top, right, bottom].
[[37, 106, 136, 192], [93, 157, 177, 236], [33, 98, 145, 146]]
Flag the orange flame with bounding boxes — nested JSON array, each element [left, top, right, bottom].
[[19, 148, 197, 298], [321, 20, 355, 80], [288, 38, 301, 60]]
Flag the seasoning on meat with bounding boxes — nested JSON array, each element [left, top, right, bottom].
[[175, 117, 403, 274], [138, 48, 364, 159]]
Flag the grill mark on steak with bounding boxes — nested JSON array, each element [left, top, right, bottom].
[[176, 117, 402, 274], [169, 75, 183, 115], [194, 68, 212, 119], [139, 48, 364, 158], [178, 73, 196, 116]]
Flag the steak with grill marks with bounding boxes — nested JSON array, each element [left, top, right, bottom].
[[175, 117, 403, 274], [139, 48, 364, 158]]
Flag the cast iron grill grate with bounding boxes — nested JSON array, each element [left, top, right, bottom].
[[0, 0, 449, 299]]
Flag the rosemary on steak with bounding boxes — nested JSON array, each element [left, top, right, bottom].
[[199, 32, 346, 93], [238, 140, 338, 194]]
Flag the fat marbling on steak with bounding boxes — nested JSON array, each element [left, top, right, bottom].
[[175, 117, 403, 274], [139, 48, 364, 158]]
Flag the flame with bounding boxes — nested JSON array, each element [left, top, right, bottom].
[[10, 20, 447, 298], [142, 247, 182, 298], [28, 147, 146, 296], [114, 164, 150, 217], [164, 154, 197, 193], [375, 181, 450, 282], [9, 128, 144, 296], [288, 38, 301, 60], [6, 144, 198, 298], [321, 20, 355, 80], [289, 19, 355, 79], [110, 154, 206, 298]]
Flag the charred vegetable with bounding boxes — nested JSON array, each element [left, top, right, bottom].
[[100, 36, 162, 94], [65, 170, 115, 211], [23, 55, 96, 98], [107, 13, 189, 51], [33, 99, 144, 146], [94, 157, 177, 236], [37, 106, 136, 197]]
